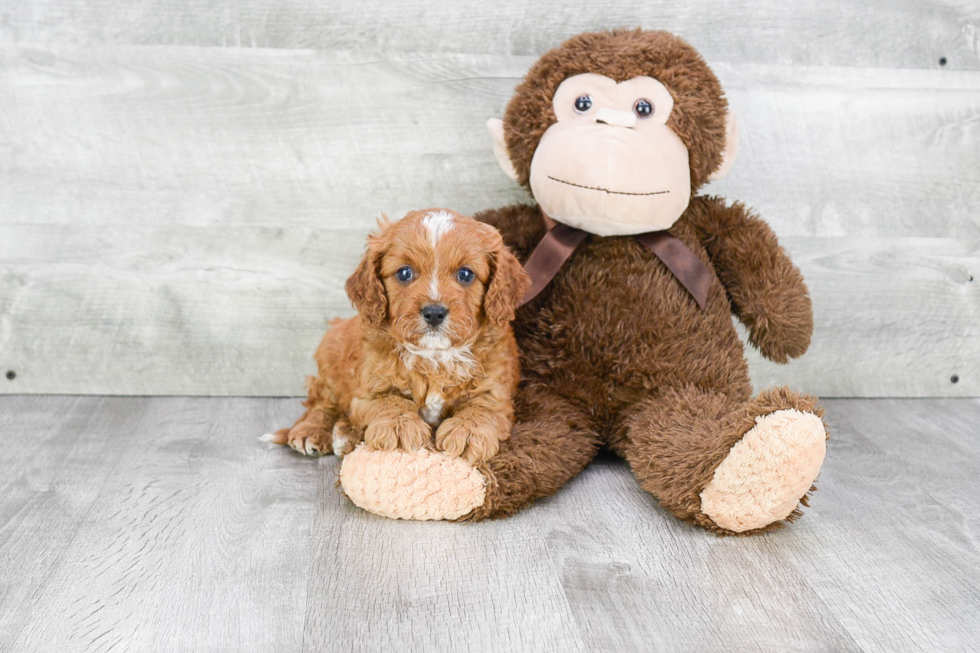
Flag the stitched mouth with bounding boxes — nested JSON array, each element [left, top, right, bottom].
[[548, 176, 670, 197]]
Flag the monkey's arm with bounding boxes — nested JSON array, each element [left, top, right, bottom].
[[687, 196, 813, 363], [473, 203, 547, 261]]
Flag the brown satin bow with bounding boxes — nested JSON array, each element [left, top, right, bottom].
[[519, 210, 712, 308]]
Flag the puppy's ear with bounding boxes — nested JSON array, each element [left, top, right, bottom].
[[484, 240, 531, 326], [345, 229, 388, 327]]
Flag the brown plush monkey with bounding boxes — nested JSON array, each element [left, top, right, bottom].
[[339, 29, 828, 534]]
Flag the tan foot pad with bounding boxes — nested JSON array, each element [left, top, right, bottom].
[[701, 409, 826, 533], [339, 445, 487, 520]]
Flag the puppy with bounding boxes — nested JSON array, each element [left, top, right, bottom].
[[264, 209, 530, 464]]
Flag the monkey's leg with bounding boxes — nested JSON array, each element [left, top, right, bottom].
[[620, 385, 828, 535], [462, 387, 603, 520], [339, 386, 601, 521]]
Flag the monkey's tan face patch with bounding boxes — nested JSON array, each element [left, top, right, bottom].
[[529, 73, 692, 236]]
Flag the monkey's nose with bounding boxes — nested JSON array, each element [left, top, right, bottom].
[[421, 304, 448, 327], [595, 107, 636, 129]]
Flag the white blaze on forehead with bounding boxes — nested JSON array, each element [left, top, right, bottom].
[[422, 210, 454, 300], [421, 210, 455, 246], [429, 274, 440, 301]]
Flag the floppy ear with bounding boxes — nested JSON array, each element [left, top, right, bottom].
[[345, 234, 387, 327], [484, 242, 531, 326]]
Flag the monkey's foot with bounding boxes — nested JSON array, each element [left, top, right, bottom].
[[339, 445, 486, 520], [700, 409, 826, 533]]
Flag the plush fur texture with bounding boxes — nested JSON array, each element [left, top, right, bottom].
[[269, 209, 530, 465], [340, 445, 487, 520], [459, 29, 828, 534], [466, 198, 825, 533], [503, 29, 729, 193], [700, 408, 827, 532]]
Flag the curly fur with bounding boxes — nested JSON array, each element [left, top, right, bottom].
[[270, 209, 531, 465]]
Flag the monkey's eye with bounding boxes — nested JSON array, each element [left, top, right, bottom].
[[633, 99, 654, 118], [395, 267, 415, 283], [456, 267, 475, 285], [573, 95, 593, 113]]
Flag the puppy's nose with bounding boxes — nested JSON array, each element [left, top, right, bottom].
[[421, 304, 448, 327]]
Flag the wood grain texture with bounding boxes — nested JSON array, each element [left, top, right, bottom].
[[1, 227, 976, 397], [744, 237, 979, 398], [1, 396, 979, 652], [1, 43, 978, 396], [3, 47, 980, 238], [1, 1, 979, 70]]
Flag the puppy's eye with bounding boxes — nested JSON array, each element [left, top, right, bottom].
[[633, 98, 654, 118], [395, 267, 414, 283], [456, 267, 475, 285], [574, 94, 593, 113]]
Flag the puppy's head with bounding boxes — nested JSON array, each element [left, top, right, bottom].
[[345, 209, 530, 349]]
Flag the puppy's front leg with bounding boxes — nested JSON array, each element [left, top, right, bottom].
[[436, 393, 513, 464], [351, 393, 431, 452]]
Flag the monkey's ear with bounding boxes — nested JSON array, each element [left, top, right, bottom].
[[487, 118, 519, 183], [708, 112, 740, 181]]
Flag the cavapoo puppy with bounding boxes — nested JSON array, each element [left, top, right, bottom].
[[264, 208, 530, 464]]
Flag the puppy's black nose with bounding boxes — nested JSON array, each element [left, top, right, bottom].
[[421, 304, 448, 327]]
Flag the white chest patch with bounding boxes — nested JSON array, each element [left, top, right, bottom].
[[420, 393, 445, 426], [418, 333, 452, 350], [399, 341, 475, 376]]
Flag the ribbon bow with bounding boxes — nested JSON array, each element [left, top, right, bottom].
[[519, 211, 712, 308]]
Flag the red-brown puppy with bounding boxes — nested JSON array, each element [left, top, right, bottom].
[[264, 209, 530, 464]]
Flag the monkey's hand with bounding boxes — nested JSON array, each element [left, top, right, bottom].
[[740, 282, 813, 364], [688, 197, 814, 363]]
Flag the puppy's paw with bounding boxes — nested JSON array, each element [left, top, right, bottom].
[[365, 413, 431, 452], [435, 417, 503, 464], [330, 419, 363, 458], [286, 421, 331, 457]]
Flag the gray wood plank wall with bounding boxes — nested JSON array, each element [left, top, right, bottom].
[[1, 2, 978, 397]]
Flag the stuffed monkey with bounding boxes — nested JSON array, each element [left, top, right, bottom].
[[339, 29, 828, 534]]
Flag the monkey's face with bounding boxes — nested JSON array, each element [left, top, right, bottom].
[[528, 73, 693, 237]]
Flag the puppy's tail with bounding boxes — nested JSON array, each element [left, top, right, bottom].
[[259, 428, 290, 445]]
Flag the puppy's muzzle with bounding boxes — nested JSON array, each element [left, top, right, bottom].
[[421, 303, 448, 328]]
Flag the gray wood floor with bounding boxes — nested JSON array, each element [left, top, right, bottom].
[[1, 396, 979, 652]]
